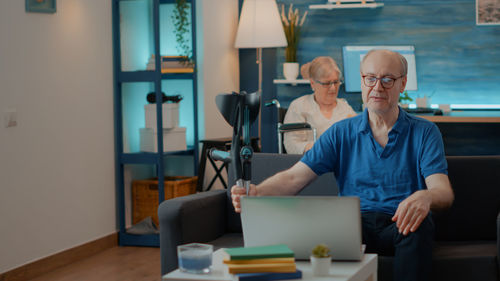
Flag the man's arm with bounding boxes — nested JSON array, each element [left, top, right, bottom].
[[392, 173, 454, 235], [231, 162, 318, 213]]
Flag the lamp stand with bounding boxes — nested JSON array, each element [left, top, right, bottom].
[[256, 47, 263, 147]]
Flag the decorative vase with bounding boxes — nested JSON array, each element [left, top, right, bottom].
[[310, 255, 331, 276], [283, 62, 299, 81]]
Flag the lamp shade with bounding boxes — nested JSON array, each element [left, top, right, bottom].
[[235, 0, 287, 48]]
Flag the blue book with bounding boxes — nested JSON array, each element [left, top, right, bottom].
[[234, 270, 302, 281]]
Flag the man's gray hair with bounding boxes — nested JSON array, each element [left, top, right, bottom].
[[361, 49, 408, 76]]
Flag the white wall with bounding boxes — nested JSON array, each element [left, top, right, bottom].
[[0, 0, 240, 273], [0, 1, 115, 272], [197, 0, 239, 189], [197, 0, 238, 140]]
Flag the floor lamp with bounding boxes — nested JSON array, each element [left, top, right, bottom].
[[234, 0, 287, 146]]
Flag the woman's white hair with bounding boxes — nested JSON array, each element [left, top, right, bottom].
[[306, 56, 343, 81]]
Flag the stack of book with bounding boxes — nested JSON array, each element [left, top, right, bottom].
[[223, 244, 302, 281], [146, 55, 194, 73]]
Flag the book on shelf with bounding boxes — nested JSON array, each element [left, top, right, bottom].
[[233, 270, 302, 281], [226, 262, 296, 274], [224, 244, 294, 261], [161, 68, 194, 73]]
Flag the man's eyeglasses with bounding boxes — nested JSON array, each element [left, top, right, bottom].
[[362, 75, 404, 89], [315, 80, 343, 88]]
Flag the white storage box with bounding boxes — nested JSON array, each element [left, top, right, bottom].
[[139, 127, 187, 152], [144, 103, 179, 129]]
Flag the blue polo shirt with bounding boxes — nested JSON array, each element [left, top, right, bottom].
[[301, 108, 447, 215]]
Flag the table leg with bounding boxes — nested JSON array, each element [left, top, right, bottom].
[[205, 157, 228, 190]]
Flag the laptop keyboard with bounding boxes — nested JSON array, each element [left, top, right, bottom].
[[403, 108, 443, 115]]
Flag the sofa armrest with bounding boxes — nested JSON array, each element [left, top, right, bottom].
[[497, 211, 500, 273], [158, 190, 227, 274]]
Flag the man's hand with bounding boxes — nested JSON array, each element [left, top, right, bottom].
[[392, 190, 432, 235], [231, 184, 257, 213], [393, 173, 454, 236]]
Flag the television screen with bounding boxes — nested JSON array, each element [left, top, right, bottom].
[[342, 45, 417, 92]]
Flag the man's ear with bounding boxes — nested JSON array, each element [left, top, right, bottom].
[[400, 76, 408, 93]]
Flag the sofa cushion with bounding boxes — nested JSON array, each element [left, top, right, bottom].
[[434, 156, 500, 241], [209, 232, 244, 251], [378, 241, 499, 281]]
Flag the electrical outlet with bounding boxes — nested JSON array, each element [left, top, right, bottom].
[[4, 108, 17, 128]]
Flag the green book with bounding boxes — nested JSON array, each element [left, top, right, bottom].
[[224, 244, 294, 260]]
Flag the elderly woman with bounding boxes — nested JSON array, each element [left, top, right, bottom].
[[283, 56, 356, 154]]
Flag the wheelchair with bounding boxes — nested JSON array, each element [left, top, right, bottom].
[[265, 99, 317, 154]]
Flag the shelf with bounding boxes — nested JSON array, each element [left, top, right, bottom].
[[118, 71, 156, 82], [120, 147, 196, 164], [159, 0, 192, 4], [310, 0, 383, 9], [160, 72, 195, 80], [118, 71, 195, 83], [116, 0, 191, 3], [273, 79, 310, 86]]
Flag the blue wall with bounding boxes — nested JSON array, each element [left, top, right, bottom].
[[274, 0, 500, 109], [241, 0, 500, 152]]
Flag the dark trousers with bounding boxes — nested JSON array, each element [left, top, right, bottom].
[[362, 212, 434, 281]]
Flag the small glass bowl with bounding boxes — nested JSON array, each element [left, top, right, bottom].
[[177, 243, 213, 274]]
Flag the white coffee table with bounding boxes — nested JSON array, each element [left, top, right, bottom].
[[163, 249, 377, 281]]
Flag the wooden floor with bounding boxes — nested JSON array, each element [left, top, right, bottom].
[[26, 246, 161, 281]]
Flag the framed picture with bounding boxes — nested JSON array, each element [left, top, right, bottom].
[[476, 0, 500, 25], [26, 0, 56, 14]]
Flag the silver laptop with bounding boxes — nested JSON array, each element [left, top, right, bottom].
[[241, 196, 363, 261]]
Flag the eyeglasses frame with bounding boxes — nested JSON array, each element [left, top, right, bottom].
[[314, 79, 343, 88], [361, 75, 405, 89]]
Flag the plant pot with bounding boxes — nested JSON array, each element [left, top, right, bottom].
[[416, 97, 431, 108], [283, 62, 299, 81], [310, 255, 331, 276]]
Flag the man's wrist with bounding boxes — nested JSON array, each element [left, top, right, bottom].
[[420, 189, 433, 205]]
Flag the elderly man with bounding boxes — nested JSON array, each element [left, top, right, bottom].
[[231, 49, 454, 281]]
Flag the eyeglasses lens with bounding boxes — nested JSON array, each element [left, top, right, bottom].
[[364, 77, 395, 88]]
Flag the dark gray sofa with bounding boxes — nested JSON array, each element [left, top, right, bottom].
[[158, 154, 500, 281]]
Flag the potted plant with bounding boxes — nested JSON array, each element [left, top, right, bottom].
[[310, 244, 331, 276], [172, 0, 194, 67], [280, 4, 307, 80], [399, 90, 413, 108]]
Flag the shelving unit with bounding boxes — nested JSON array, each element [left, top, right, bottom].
[[112, 0, 198, 246]]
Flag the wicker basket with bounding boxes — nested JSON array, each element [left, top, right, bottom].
[[132, 176, 197, 226]]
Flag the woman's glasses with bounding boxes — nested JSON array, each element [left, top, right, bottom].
[[315, 80, 343, 88]]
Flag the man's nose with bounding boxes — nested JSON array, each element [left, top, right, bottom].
[[373, 79, 385, 91]]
